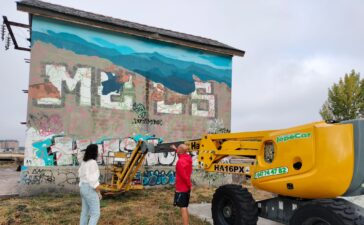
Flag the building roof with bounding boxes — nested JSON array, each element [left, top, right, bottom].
[[0, 140, 19, 142], [17, 0, 245, 57]]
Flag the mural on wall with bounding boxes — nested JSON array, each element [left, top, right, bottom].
[[134, 170, 176, 186], [24, 131, 179, 167], [19, 166, 231, 192], [25, 15, 232, 166]]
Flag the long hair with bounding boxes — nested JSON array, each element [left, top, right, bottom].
[[83, 144, 98, 162]]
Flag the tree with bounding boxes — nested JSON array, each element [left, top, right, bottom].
[[361, 78, 364, 116], [320, 70, 364, 121]]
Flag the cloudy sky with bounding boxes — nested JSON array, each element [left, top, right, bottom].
[[1, 0, 364, 145]]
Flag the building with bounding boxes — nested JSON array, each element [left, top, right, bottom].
[[0, 140, 19, 152], [11, 0, 245, 195], [16, 0, 244, 167]]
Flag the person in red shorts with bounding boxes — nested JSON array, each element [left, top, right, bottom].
[[171, 144, 192, 225]]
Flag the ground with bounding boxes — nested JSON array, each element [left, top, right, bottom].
[[0, 162, 280, 225], [0, 162, 19, 196], [0, 186, 216, 225]]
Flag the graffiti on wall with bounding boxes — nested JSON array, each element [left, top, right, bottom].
[[20, 167, 176, 188], [28, 113, 63, 136], [20, 166, 237, 191], [145, 152, 177, 166], [25, 15, 232, 166], [143, 170, 176, 186], [20, 166, 234, 189], [30, 63, 218, 118], [20, 168, 55, 185], [192, 169, 231, 187], [20, 167, 80, 188], [99, 71, 134, 110], [132, 102, 163, 125], [24, 131, 179, 167], [32, 16, 232, 95], [207, 119, 231, 134], [133, 169, 176, 186]]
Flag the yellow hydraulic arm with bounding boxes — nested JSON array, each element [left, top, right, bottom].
[[100, 140, 152, 193], [161, 121, 361, 199]]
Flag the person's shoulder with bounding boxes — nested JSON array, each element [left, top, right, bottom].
[[86, 159, 98, 165], [181, 154, 192, 161]]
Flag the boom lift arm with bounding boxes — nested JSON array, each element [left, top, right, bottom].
[[99, 120, 364, 224], [158, 119, 364, 225], [99, 140, 154, 193]]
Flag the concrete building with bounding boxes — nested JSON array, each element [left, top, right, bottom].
[[17, 0, 244, 168], [13, 0, 244, 194], [0, 140, 19, 152]]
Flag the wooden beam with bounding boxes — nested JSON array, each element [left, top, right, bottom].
[[2, 16, 30, 51], [8, 21, 29, 29]]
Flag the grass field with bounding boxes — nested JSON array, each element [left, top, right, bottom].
[[0, 161, 20, 169], [0, 185, 273, 225], [0, 162, 273, 225], [0, 186, 215, 225]]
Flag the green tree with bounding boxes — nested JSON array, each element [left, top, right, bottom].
[[361, 78, 364, 116], [320, 70, 364, 121]]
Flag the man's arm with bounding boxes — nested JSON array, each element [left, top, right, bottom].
[[170, 145, 177, 152]]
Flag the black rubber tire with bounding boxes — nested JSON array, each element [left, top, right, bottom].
[[289, 198, 364, 225], [211, 184, 258, 225]]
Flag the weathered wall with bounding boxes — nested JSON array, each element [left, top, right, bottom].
[[19, 166, 242, 196], [24, 16, 232, 167]]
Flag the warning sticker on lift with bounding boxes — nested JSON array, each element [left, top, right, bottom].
[[254, 167, 288, 179]]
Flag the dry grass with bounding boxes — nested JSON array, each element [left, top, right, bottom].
[[0, 180, 273, 225], [0, 187, 214, 225], [0, 161, 18, 169]]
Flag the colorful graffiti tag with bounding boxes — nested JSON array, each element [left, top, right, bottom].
[[24, 131, 176, 167], [133, 170, 176, 186], [25, 15, 232, 167]]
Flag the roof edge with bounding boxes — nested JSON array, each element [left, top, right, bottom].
[[17, 0, 245, 57]]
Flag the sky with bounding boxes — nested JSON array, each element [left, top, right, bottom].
[[1, 0, 364, 146]]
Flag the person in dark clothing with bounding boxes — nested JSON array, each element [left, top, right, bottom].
[[171, 144, 192, 225]]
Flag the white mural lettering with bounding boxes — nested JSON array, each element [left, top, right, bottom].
[[191, 82, 215, 117], [52, 137, 73, 166], [38, 65, 92, 106], [98, 72, 134, 110]]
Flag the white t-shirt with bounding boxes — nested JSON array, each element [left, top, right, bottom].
[[78, 159, 100, 189]]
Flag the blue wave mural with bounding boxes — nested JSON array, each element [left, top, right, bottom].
[[32, 17, 232, 95]]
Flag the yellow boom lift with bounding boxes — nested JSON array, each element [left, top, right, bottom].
[[100, 140, 152, 193], [100, 119, 364, 225]]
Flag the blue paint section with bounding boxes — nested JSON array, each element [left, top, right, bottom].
[[132, 134, 163, 144], [102, 72, 123, 95], [32, 138, 54, 166], [94, 136, 109, 144], [32, 16, 231, 70], [32, 16, 232, 95], [21, 166, 28, 171], [139, 170, 176, 186]]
